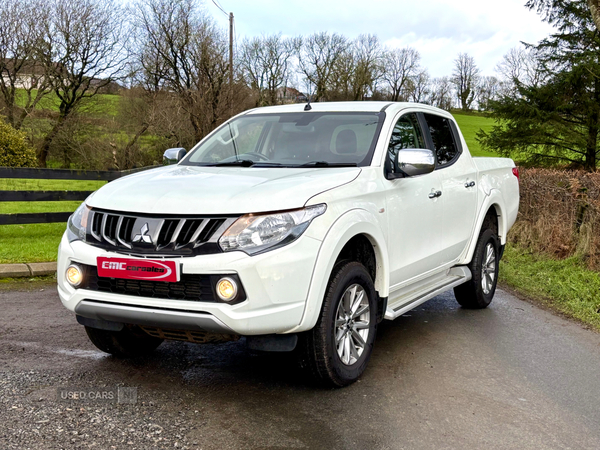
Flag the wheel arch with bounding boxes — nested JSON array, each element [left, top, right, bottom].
[[335, 234, 378, 284], [464, 190, 507, 264], [290, 209, 389, 333]]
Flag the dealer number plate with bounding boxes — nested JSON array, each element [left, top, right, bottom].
[[96, 257, 180, 282]]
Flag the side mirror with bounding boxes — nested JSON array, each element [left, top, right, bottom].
[[389, 148, 435, 179], [163, 148, 187, 165]]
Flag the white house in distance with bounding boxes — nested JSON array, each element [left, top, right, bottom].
[[0, 59, 48, 90], [1, 58, 121, 94]]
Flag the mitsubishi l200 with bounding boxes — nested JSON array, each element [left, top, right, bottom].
[[58, 102, 519, 386]]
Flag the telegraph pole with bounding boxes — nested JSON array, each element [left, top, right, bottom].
[[211, 2, 234, 114], [229, 12, 234, 114]]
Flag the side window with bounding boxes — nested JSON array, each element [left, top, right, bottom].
[[423, 113, 459, 167], [386, 113, 426, 175]]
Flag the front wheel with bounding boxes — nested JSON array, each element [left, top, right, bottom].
[[454, 228, 499, 309], [299, 261, 378, 387]]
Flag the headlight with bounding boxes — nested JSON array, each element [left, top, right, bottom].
[[219, 204, 326, 255], [67, 203, 91, 243]]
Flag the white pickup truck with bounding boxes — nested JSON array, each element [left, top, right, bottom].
[[58, 102, 519, 386]]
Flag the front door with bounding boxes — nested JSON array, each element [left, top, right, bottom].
[[384, 112, 446, 288]]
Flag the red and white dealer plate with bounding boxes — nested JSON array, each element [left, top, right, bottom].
[[96, 257, 180, 282]]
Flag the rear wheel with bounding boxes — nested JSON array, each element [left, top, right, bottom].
[[85, 325, 164, 357], [454, 228, 499, 309], [299, 261, 378, 387]]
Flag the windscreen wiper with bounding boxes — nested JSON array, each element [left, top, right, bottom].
[[209, 160, 284, 167], [213, 159, 255, 167], [296, 161, 358, 167]]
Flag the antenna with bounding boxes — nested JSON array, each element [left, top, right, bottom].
[[304, 96, 312, 111]]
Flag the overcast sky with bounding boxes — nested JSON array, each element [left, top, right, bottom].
[[209, 0, 555, 78]]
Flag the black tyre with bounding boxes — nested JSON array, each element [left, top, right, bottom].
[[85, 325, 164, 357], [454, 228, 499, 309], [299, 261, 378, 387]]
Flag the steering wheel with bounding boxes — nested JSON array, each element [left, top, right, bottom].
[[242, 152, 270, 161]]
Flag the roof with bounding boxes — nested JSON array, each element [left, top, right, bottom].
[[244, 101, 452, 118]]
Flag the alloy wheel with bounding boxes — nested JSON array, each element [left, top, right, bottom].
[[481, 243, 496, 295], [334, 284, 370, 366]]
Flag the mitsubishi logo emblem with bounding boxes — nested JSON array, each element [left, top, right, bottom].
[[132, 223, 153, 244]]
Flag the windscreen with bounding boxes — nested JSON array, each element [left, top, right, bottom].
[[182, 112, 385, 167]]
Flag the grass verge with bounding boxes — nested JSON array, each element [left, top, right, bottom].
[[0, 274, 57, 291], [500, 244, 600, 331], [0, 223, 66, 263]]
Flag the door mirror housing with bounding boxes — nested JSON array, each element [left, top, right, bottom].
[[163, 148, 187, 165], [388, 148, 435, 179]]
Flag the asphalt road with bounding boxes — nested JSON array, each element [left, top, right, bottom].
[[1, 282, 600, 450]]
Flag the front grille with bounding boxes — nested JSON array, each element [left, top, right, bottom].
[[80, 265, 246, 304], [86, 209, 237, 256]]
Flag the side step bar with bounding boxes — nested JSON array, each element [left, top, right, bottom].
[[384, 267, 472, 320]]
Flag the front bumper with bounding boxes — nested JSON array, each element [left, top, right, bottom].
[[57, 231, 322, 335], [74, 300, 235, 333]]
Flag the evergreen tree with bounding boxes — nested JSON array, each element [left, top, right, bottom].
[[479, 0, 600, 171]]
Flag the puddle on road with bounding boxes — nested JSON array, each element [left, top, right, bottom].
[[7, 340, 107, 360]]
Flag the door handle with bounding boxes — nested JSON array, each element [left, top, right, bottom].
[[428, 190, 442, 199], [464, 181, 476, 188]]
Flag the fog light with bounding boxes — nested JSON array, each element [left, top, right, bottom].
[[216, 277, 237, 301], [66, 264, 83, 287]]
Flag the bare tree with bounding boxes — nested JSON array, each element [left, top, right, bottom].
[[296, 32, 349, 101], [495, 46, 546, 95], [0, 0, 50, 129], [240, 37, 268, 106], [351, 34, 384, 100], [428, 77, 453, 110], [37, 0, 129, 166], [132, 0, 235, 145], [451, 53, 480, 111], [240, 34, 295, 106], [329, 47, 356, 100], [382, 47, 420, 101], [408, 70, 430, 103], [329, 34, 383, 101], [476, 76, 501, 111]]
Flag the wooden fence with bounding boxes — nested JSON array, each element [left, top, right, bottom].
[[0, 166, 158, 225]]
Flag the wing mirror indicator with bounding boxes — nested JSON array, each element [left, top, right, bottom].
[[163, 147, 187, 165], [388, 148, 435, 179]]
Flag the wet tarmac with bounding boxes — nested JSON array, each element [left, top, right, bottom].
[[1, 282, 600, 449]]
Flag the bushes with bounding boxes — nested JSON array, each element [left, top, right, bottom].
[[510, 168, 600, 270], [0, 119, 37, 167]]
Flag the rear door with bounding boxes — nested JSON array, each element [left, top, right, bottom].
[[384, 112, 445, 287], [422, 113, 478, 264]]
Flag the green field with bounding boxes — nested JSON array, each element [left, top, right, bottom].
[[453, 113, 497, 157], [15, 89, 121, 118], [0, 179, 106, 263]]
